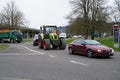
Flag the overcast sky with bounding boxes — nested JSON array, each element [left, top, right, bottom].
[[0, 0, 113, 29], [0, 0, 71, 29]]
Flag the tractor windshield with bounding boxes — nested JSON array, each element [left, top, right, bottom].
[[46, 26, 57, 34]]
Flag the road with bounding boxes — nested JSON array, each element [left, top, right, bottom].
[[0, 42, 120, 80]]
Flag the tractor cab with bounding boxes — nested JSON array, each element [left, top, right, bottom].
[[44, 26, 57, 34], [40, 26, 58, 39]]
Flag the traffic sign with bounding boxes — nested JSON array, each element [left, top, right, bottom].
[[113, 24, 119, 48]]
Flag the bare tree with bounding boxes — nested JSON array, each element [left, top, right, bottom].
[[69, 0, 91, 39], [67, 0, 108, 39], [89, 0, 108, 39], [112, 0, 120, 24], [115, 0, 120, 12], [0, 1, 27, 30]]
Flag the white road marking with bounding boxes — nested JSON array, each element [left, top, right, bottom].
[[0, 53, 44, 55], [69, 61, 88, 66], [22, 46, 45, 55], [49, 55, 56, 58], [0, 77, 32, 80]]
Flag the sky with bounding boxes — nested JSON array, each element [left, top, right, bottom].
[[0, 0, 71, 29], [0, 0, 113, 29]]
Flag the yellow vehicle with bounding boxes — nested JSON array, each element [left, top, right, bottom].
[[38, 25, 66, 50]]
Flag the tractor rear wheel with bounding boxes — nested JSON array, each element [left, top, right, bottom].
[[43, 39, 50, 50], [38, 36, 43, 48], [59, 39, 66, 50]]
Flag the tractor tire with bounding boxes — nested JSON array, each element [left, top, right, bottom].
[[43, 39, 51, 50], [53, 46, 58, 49], [38, 36, 43, 48], [59, 39, 66, 50]]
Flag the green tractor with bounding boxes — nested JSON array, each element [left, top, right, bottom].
[[38, 25, 66, 50]]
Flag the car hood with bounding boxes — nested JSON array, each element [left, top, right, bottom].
[[87, 45, 110, 50]]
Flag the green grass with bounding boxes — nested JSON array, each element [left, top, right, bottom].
[[0, 44, 9, 51], [96, 37, 120, 51], [65, 38, 77, 44], [0, 38, 33, 51], [22, 38, 33, 43]]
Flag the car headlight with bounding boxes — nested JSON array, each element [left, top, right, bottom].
[[111, 49, 114, 53], [98, 49, 102, 52]]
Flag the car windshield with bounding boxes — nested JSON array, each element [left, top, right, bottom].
[[85, 40, 101, 45]]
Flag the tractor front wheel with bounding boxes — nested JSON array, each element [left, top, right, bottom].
[[59, 39, 66, 50], [43, 39, 50, 50]]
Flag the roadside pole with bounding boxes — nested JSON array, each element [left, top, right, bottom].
[[113, 24, 119, 48]]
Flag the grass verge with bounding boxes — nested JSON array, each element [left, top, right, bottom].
[[0, 44, 9, 51], [96, 37, 120, 51], [65, 38, 77, 44], [22, 38, 33, 43]]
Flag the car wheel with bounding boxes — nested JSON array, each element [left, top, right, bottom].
[[69, 48, 74, 54], [87, 50, 93, 58]]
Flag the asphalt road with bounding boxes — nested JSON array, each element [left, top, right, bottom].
[[0, 42, 120, 80]]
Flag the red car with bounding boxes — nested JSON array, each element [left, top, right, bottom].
[[68, 39, 114, 58]]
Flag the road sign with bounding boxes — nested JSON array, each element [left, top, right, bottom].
[[113, 24, 119, 48]]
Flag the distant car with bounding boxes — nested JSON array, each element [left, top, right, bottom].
[[73, 35, 79, 38], [59, 33, 67, 39], [33, 34, 39, 46], [68, 39, 114, 58]]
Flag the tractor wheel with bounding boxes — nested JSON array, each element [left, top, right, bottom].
[[59, 39, 66, 50], [43, 39, 50, 50], [53, 46, 58, 49], [38, 36, 43, 48]]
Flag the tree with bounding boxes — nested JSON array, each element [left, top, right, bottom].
[[88, 0, 109, 39], [68, 0, 91, 39], [112, 0, 120, 24], [67, 0, 109, 39], [0, 1, 27, 30], [66, 18, 85, 35]]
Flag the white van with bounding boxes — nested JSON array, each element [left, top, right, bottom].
[[59, 33, 67, 39]]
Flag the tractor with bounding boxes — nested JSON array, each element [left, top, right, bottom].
[[38, 25, 66, 50]]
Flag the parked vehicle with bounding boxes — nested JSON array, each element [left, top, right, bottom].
[[33, 33, 39, 46], [59, 33, 67, 39], [38, 25, 66, 50], [0, 30, 23, 43], [68, 39, 114, 58]]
